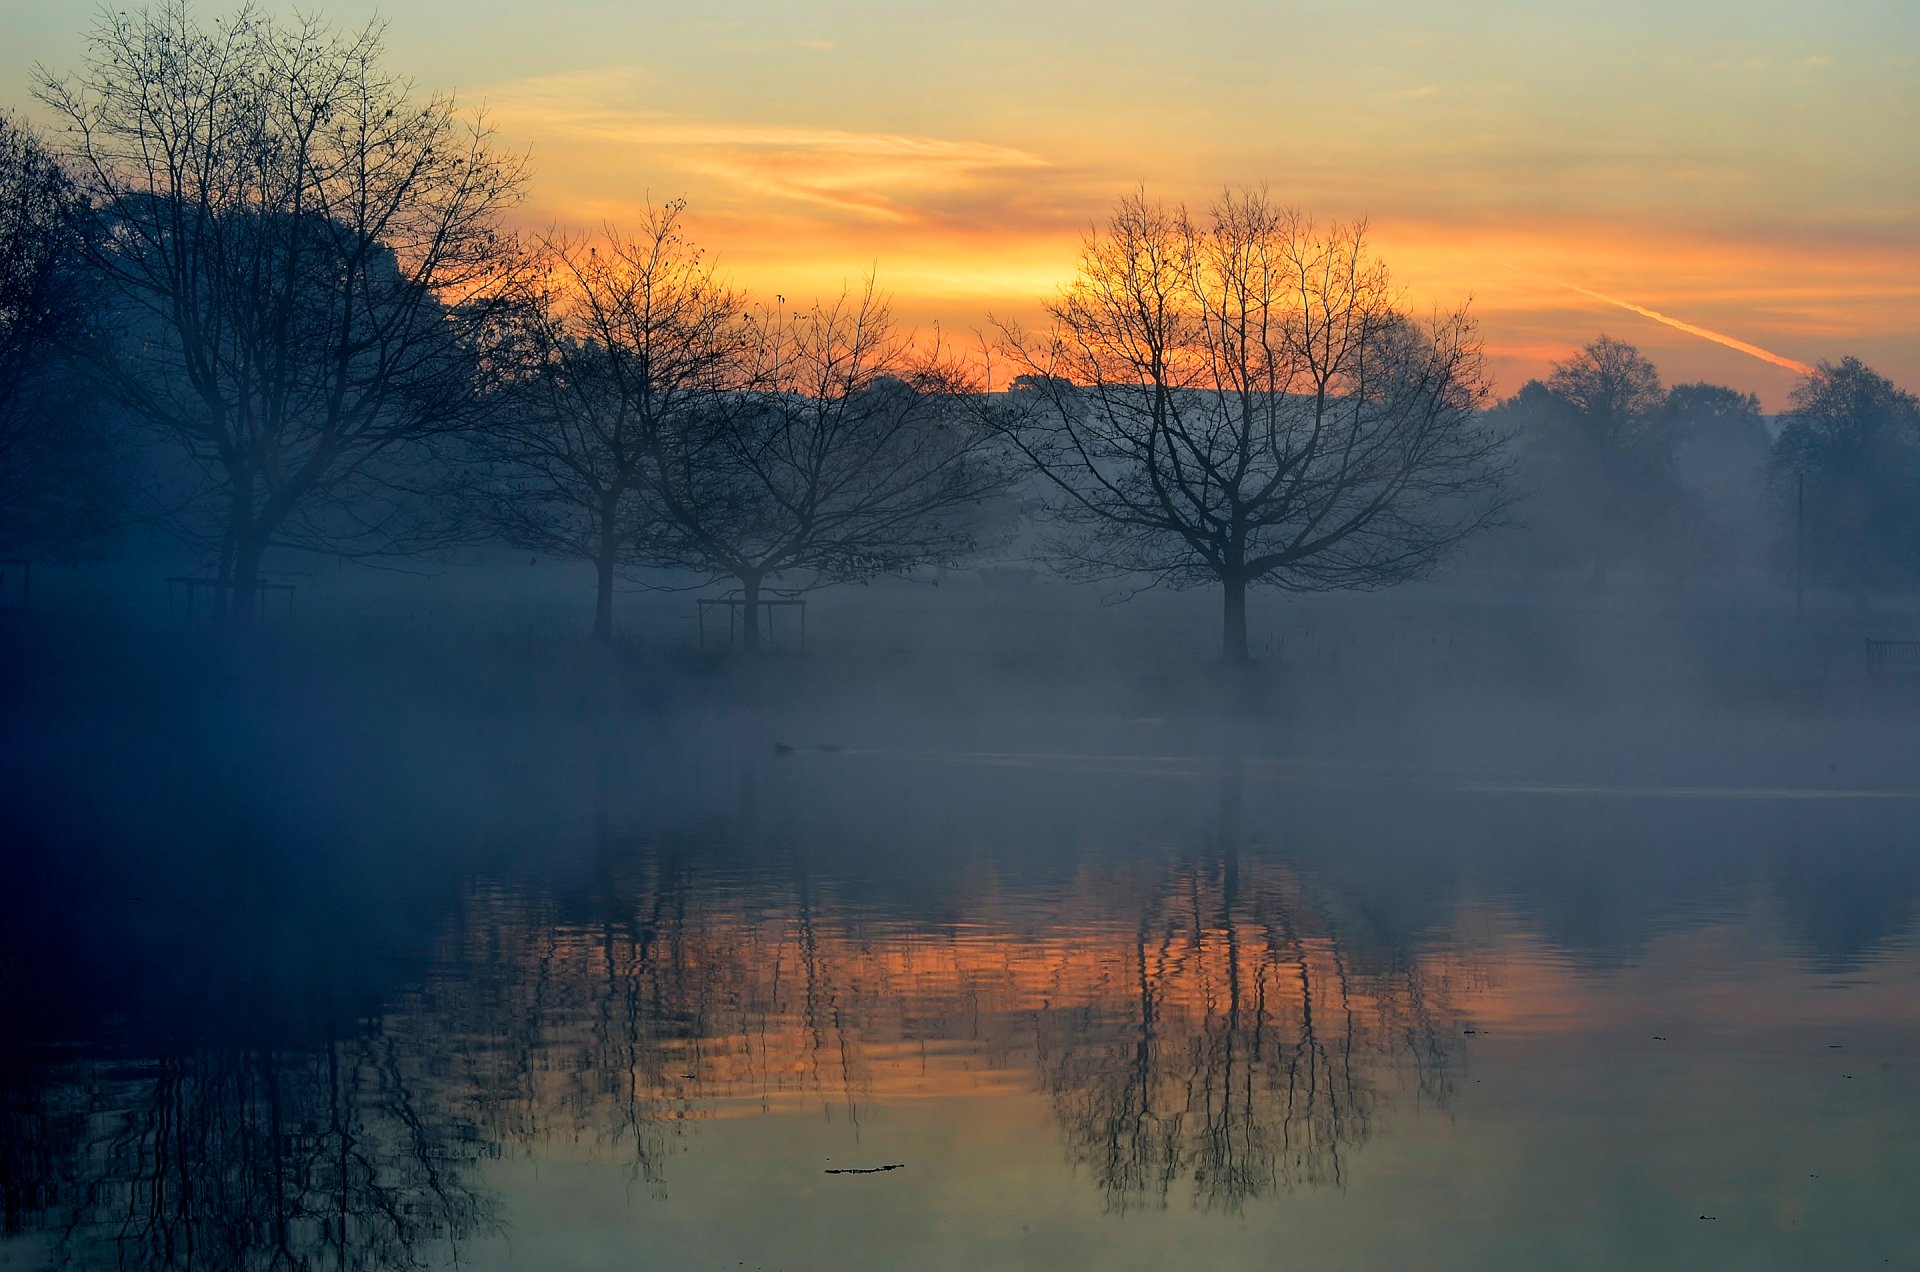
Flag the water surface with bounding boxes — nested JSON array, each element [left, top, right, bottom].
[[5, 741, 1920, 1270]]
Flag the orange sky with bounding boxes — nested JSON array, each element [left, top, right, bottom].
[[4, 0, 1916, 409]]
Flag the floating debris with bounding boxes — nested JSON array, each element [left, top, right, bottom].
[[824, 1163, 906, 1175]]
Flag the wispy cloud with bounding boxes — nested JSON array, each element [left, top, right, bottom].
[[481, 66, 660, 118], [658, 125, 1049, 220], [483, 68, 1051, 223]]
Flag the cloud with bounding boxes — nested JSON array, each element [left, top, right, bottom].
[[480, 66, 658, 117], [473, 66, 1915, 403], [656, 124, 1050, 220], [482, 68, 1052, 223]]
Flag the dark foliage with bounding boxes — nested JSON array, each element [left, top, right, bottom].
[[0, 113, 118, 558], [1770, 357, 1920, 591]]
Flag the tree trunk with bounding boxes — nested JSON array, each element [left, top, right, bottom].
[[1222, 575, 1249, 664], [740, 575, 762, 652], [218, 475, 253, 625], [592, 551, 617, 645], [228, 534, 266, 632], [216, 519, 238, 625], [592, 494, 623, 645]]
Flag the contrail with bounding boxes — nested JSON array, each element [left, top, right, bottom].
[[1510, 267, 1812, 376]]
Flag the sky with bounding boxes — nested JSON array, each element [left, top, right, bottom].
[[3, 0, 1917, 408]]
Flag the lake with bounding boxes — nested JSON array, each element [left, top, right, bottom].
[[5, 714, 1920, 1270]]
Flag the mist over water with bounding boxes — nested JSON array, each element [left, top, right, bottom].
[[6, 575, 1920, 1271]]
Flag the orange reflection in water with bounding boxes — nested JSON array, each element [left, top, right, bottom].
[[412, 856, 1462, 1210]]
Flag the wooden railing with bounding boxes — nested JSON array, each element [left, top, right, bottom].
[[1866, 638, 1920, 675], [697, 591, 806, 651]]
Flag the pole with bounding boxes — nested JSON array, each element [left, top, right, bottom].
[[1795, 469, 1805, 621]]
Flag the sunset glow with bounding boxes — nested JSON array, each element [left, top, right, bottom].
[[1516, 271, 1814, 376], [4, 0, 1915, 407]]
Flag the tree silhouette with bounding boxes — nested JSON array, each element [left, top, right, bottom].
[[1666, 381, 1771, 573], [37, 2, 530, 627], [472, 207, 749, 642], [986, 188, 1511, 661], [645, 286, 1015, 650], [0, 112, 117, 557], [1770, 357, 1920, 593], [1543, 334, 1668, 452], [1491, 335, 1701, 576]]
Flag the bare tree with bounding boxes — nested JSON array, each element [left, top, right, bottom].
[[36, 2, 529, 627], [472, 207, 748, 643], [646, 285, 1014, 650], [986, 189, 1511, 662]]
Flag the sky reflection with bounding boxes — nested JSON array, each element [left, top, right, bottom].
[[5, 752, 1920, 1269]]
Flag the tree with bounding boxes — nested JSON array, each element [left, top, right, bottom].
[[1490, 335, 1698, 576], [643, 285, 1013, 651], [0, 112, 117, 557], [473, 207, 748, 643], [1665, 381, 1770, 573], [1543, 333, 1667, 455], [37, 2, 529, 627], [985, 189, 1511, 662], [1665, 381, 1765, 447], [1770, 357, 1920, 593]]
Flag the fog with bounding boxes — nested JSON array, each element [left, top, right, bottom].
[[7, 10, 1920, 1263], [13, 400, 1920, 1266], [8, 570, 1920, 1268]]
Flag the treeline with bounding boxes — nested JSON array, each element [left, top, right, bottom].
[[1483, 335, 1920, 595], [2, 3, 1915, 661]]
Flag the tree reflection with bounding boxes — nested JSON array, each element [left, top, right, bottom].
[[0, 829, 499, 1269], [1035, 786, 1459, 1212], [5, 783, 1467, 1263], [404, 860, 717, 1195], [403, 837, 886, 1188], [385, 792, 1461, 1217], [29, 1030, 497, 1271]]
